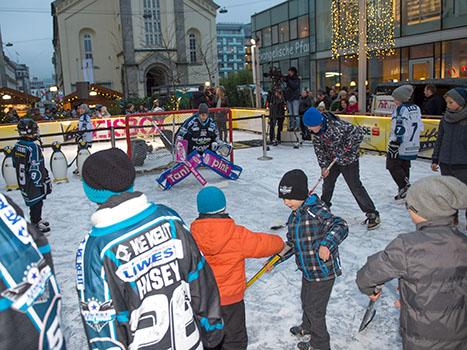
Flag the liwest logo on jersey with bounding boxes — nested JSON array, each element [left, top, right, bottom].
[[0, 194, 31, 245], [116, 239, 183, 282]]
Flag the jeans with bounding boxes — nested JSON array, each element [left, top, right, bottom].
[[288, 100, 300, 129], [321, 160, 377, 214]]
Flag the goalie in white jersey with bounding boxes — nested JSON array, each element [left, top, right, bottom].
[[387, 85, 423, 200], [77, 148, 223, 350]]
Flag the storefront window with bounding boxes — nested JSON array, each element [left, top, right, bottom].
[[442, 38, 467, 79], [262, 27, 272, 47], [340, 57, 358, 88], [272, 25, 279, 45], [280, 60, 290, 75], [298, 15, 309, 38], [401, 0, 441, 35], [443, 0, 467, 29], [368, 50, 401, 92], [279, 21, 289, 43], [290, 19, 298, 40], [299, 56, 309, 82], [316, 0, 332, 51], [410, 44, 433, 59], [317, 58, 340, 90]]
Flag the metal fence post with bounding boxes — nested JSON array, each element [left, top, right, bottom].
[[110, 125, 116, 148], [258, 114, 272, 161]]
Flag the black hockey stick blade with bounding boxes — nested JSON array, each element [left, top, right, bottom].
[[358, 301, 377, 332], [270, 223, 286, 230], [359, 285, 383, 332]]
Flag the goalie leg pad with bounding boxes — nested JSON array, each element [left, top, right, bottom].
[[202, 149, 242, 180], [156, 152, 205, 190]]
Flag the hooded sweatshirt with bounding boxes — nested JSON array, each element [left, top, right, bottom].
[[190, 214, 283, 305], [432, 106, 467, 167]]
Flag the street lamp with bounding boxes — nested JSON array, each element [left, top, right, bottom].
[[2, 94, 11, 100], [204, 81, 211, 88], [250, 38, 261, 108], [89, 90, 97, 96], [49, 86, 58, 92]]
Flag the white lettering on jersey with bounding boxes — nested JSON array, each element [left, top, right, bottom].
[[116, 239, 183, 282], [136, 261, 181, 299], [0, 194, 31, 245], [127, 223, 172, 256]]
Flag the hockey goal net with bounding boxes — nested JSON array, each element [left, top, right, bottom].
[[124, 109, 234, 172]]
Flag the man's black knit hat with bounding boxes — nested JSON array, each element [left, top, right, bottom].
[[82, 148, 136, 203], [278, 169, 309, 200]]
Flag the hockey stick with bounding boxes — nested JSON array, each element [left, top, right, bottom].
[[246, 245, 294, 289], [246, 255, 281, 289], [270, 158, 338, 230], [358, 285, 383, 332]]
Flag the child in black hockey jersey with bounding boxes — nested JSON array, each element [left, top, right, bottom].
[[78, 148, 223, 349], [13, 118, 52, 233], [278, 169, 348, 350]]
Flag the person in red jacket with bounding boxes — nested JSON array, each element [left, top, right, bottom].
[[191, 186, 284, 350]]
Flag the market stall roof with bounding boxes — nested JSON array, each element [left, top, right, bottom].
[[63, 84, 123, 105], [0, 87, 40, 105]]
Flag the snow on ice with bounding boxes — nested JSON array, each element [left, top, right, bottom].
[[2, 138, 461, 350]]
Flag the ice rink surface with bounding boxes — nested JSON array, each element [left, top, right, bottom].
[[2, 137, 463, 350]]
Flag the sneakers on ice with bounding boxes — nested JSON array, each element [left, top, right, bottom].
[[35, 221, 51, 233], [364, 212, 381, 230], [394, 185, 410, 201], [290, 325, 311, 337], [297, 341, 320, 350]]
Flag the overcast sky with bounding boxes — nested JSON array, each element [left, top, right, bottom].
[[0, 0, 284, 80]]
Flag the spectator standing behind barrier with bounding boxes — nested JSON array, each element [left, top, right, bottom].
[[267, 89, 286, 146], [191, 85, 208, 109], [346, 95, 359, 114], [315, 90, 332, 110], [78, 104, 93, 144], [124, 103, 135, 115], [99, 105, 111, 117], [284, 67, 301, 131], [299, 90, 313, 140], [214, 86, 229, 142], [330, 90, 348, 112], [422, 84, 446, 115], [387, 85, 423, 201]]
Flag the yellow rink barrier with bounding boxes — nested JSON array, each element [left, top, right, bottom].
[[0, 110, 440, 159]]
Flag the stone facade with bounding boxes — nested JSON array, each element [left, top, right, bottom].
[[52, 0, 219, 97]]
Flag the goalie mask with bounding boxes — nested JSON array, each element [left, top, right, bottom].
[[17, 118, 39, 139]]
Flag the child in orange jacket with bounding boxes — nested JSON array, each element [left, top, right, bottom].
[[191, 186, 284, 350]]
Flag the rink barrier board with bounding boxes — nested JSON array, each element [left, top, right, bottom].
[[0, 110, 439, 158]]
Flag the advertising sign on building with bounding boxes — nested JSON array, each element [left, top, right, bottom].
[[259, 39, 310, 62]]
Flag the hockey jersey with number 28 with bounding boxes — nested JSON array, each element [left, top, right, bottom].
[[76, 192, 223, 350]]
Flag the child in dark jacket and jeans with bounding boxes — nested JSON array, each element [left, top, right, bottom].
[[278, 169, 348, 350]]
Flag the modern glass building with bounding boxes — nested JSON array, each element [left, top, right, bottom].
[[217, 23, 251, 78], [252, 0, 467, 92]]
